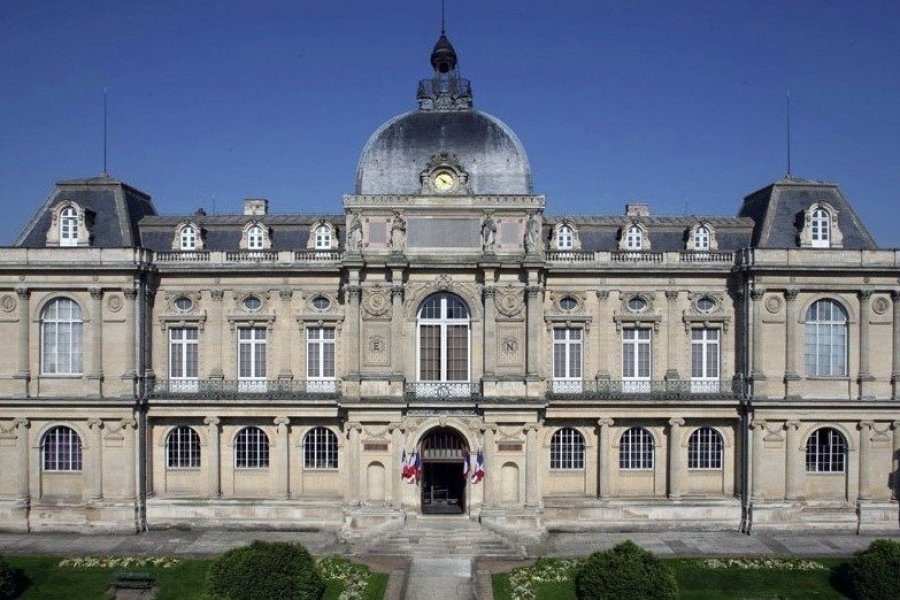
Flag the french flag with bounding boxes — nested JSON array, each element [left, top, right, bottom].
[[470, 450, 485, 484], [401, 451, 416, 484]]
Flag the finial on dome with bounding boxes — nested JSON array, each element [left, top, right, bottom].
[[430, 33, 457, 74], [417, 8, 472, 111]]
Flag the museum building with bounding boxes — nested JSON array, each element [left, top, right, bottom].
[[0, 33, 898, 536]]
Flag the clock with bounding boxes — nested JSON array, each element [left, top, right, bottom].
[[432, 170, 456, 191]]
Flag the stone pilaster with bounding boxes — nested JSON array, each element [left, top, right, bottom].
[[857, 421, 874, 501], [275, 417, 290, 498], [751, 420, 766, 500], [87, 419, 104, 500], [668, 417, 685, 500], [784, 421, 801, 501], [595, 291, 610, 380], [390, 283, 404, 376], [750, 289, 766, 383], [346, 285, 362, 377], [390, 423, 404, 506], [858, 291, 874, 399], [277, 291, 293, 380], [208, 291, 224, 379], [524, 424, 540, 507], [89, 288, 104, 384], [15, 418, 29, 501], [783, 290, 800, 397], [525, 283, 542, 379], [122, 288, 137, 380], [347, 423, 361, 505], [483, 286, 496, 377], [665, 290, 680, 380], [892, 292, 900, 399], [14, 286, 30, 382], [596, 418, 613, 499], [892, 421, 900, 501], [204, 417, 221, 498], [481, 424, 496, 508], [122, 419, 137, 500]]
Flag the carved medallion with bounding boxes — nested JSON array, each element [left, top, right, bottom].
[[495, 291, 524, 317], [765, 296, 782, 314], [0, 294, 16, 313], [107, 295, 123, 313], [501, 335, 519, 356], [363, 290, 390, 316], [369, 335, 385, 354], [872, 296, 890, 316]]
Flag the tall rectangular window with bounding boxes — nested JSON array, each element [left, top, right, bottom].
[[307, 327, 336, 392], [622, 328, 651, 393], [169, 327, 199, 392], [552, 328, 582, 393], [690, 328, 719, 393], [238, 327, 267, 392]]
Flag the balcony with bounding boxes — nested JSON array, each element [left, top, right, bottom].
[[149, 379, 341, 400], [405, 382, 482, 401], [545, 250, 736, 268], [547, 379, 744, 400], [152, 250, 344, 265]]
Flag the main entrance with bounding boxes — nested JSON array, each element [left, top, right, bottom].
[[419, 427, 468, 515]]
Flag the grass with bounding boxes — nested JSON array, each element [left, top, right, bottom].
[[5, 554, 388, 600], [491, 558, 849, 600]]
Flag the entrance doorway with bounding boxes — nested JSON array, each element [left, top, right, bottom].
[[420, 427, 467, 515]]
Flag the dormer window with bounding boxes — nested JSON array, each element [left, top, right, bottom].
[[557, 225, 573, 250], [247, 225, 264, 250], [811, 208, 830, 247], [171, 221, 204, 251], [59, 207, 78, 247], [180, 225, 197, 250], [693, 226, 710, 251], [626, 225, 642, 250], [315, 225, 331, 250]]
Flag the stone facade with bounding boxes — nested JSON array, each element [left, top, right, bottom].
[[0, 33, 897, 535]]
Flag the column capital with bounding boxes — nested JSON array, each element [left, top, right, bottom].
[[783, 288, 799, 301], [120, 418, 137, 430], [891, 289, 900, 302], [750, 288, 765, 301], [13, 418, 29, 429], [596, 417, 614, 427], [523, 423, 541, 433], [784, 420, 801, 431], [391, 284, 404, 298], [87, 419, 104, 430], [89, 287, 103, 300], [210, 289, 225, 300], [274, 417, 290, 427], [665, 290, 679, 300], [526, 285, 542, 298], [203, 416, 221, 427], [858, 420, 875, 431], [595, 290, 609, 301], [122, 287, 138, 299], [345, 422, 363, 433], [892, 420, 900, 430], [388, 422, 406, 433], [278, 289, 293, 301], [668, 417, 685, 428], [752, 420, 767, 431], [858, 289, 873, 301], [479, 423, 497, 434], [14, 286, 30, 299], [344, 284, 362, 297]]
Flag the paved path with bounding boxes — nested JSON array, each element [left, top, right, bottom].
[[404, 557, 472, 600]]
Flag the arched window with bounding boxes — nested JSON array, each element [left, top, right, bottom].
[[811, 208, 830, 248], [303, 427, 338, 470], [42, 426, 82, 471], [619, 427, 654, 470], [234, 426, 269, 468], [693, 226, 710, 251], [41, 298, 84, 375], [60, 207, 79, 247], [687, 427, 723, 469], [314, 225, 332, 250], [557, 225, 574, 250], [804, 299, 848, 377], [625, 225, 642, 250], [417, 293, 470, 386], [179, 225, 198, 251], [247, 225, 264, 250], [805, 427, 847, 473], [550, 427, 585, 470], [166, 426, 200, 468]]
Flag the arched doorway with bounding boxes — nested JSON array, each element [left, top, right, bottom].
[[419, 427, 468, 515]]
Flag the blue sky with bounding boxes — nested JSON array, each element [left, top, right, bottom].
[[2, 1, 899, 245]]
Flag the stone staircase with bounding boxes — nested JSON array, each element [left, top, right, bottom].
[[360, 515, 522, 558]]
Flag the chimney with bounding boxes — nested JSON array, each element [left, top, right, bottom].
[[625, 203, 649, 217], [243, 198, 269, 216]]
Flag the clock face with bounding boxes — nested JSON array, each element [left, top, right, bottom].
[[433, 170, 456, 191]]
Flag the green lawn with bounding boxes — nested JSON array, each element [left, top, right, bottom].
[[492, 558, 849, 600], [5, 555, 389, 600]]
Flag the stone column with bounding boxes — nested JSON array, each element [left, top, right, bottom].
[[597, 418, 613, 499], [784, 421, 801, 501], [346, 286, 362, 377], [204, 417, 221, 498], [122, 419, 137, 500], [122, 289, 137, 379], [751, 420, 767, 500], [483, 286, 496, 377], [275, 417, 290, 499], [750, 289, 766, 383], [390, 283, 404, 376], [525, 284, 542, 379], [89, 288, 104, 381], [668, 418, 685, 500], [15, 418, 29, 501], [390, 423, 404, 506], [481, 424, 496, 508], [857, 421, 874, 501], [784, 289, 799, 396], [892, 421, 900, 501], [14, 287, 30, 381], [524, 424, 540, 507], [277, 291, 293, 381], [595, 291, 610, 380], [892, 292, 900, 399], [209, 291, 224, 379], [347, 423, 361, 505], [858, 291, 874, 399], [87, 419, 104, 500], [665, 291, 680, 380]]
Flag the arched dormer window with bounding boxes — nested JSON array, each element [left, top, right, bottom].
[[47, 202, 91, 247], [240, 221, 271, 251], [693, 226, 710, 250], [60, 207, 78, 247], [557, 225, 573, 250], [687, 222, 718, 252], [800, 203, 843, 249], [307, 221, 336, 251], [172, 222, 204, 251], [626, 226, 642, 250], [619, 223, 649, 251], [315, 225, 331, 250]]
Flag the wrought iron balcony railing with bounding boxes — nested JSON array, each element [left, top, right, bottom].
[[150, 379, 341, 399], [405, 382, 482, 400], [548, 379, 743, 400]]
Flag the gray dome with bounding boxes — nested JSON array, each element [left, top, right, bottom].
[[355, 108, 533, 195]]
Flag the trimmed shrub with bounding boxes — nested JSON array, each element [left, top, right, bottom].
[[574, 540, 678, 600], [845, 539, 900, 600], [0, 555, 18, 600], [205, 540, 324, 600]]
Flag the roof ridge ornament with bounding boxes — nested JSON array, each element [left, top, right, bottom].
[[417, 32, 472, 111]]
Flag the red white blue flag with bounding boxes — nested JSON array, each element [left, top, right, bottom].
[[470, 450, 485, 484]]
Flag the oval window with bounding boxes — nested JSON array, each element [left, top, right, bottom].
[[174, 296, 193, 312], [697, 296, 716, 313], [559, 297, 578, 311], [627, 297, 647, 313], [242, 296, 262, 312], [312, 296, 330, 311]]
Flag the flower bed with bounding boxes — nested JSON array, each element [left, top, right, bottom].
[[317, 556, 372, 600], [507, 558, 583, 600], [700, 557, 826, 571], [58, 556, 181, 569]]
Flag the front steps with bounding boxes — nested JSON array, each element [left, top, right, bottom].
[[357, 514, 522, 558]]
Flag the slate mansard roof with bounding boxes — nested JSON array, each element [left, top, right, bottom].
[[15, 176, 157, 248]]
